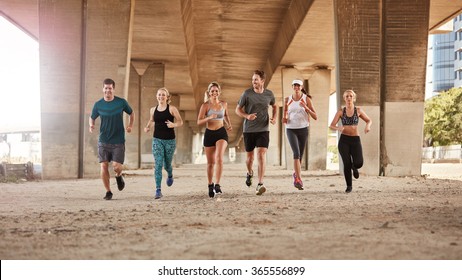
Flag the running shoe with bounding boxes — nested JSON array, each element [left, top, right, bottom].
[[116, 175, 125, 191], [214, 184, 222, 194], [155, 189, 163, 199], [166, 175, 174, 187], [208, 183, 215, 198], [103, 191, 113, 200], [293, 173, 304, 190], [245, 171, 253, 187], [256, 183, 266, 195], [353, 168, 359, 179]]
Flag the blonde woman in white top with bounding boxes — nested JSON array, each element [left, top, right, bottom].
[[282, 79, 317, 190]]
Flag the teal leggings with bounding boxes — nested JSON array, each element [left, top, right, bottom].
[[152, 138, 176, 189]]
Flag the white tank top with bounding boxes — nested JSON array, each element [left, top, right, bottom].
[[285, 94, 309, 129]]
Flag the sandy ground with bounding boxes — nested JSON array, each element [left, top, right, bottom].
[[0, 163, 461, 260]]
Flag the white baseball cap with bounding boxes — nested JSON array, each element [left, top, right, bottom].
[[292, 79, 303, 86]]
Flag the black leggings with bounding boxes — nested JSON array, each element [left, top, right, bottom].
[[338, 134, 363, 187]]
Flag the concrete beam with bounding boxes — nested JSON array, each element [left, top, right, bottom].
[[179, 0, 201, 110], [179, 95, 196, 111], [263, 0, 315, 83]]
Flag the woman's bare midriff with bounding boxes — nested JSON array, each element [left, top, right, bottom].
[[341, 125, 359, 136], [207, 120, 224, 130]]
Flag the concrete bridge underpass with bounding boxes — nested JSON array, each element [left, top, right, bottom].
[[1, 0, 461, 179]]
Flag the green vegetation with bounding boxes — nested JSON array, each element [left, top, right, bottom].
[[424, 87, 462, 147]]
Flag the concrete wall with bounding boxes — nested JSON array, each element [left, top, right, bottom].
[[335, 0, 429, 176], [39, 0, 83, 179], [39, 0, 133, 179]]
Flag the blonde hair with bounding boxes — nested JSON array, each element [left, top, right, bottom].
[[158, 87, 171, 104], [203, 81, 222, 102], [343, 89, 357, 102]]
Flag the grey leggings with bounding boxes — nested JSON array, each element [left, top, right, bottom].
[[286, 127, 308, 159]]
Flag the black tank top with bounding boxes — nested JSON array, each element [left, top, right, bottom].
[[341, 107, 359, 126], [153, 105, 175, 139]]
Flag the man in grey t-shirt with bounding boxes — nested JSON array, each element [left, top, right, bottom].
[[235, 70, 277, 195]]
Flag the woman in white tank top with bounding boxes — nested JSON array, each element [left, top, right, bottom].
[[282, 79, 317, 190]]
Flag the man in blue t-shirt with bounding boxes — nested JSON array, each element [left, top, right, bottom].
[[89, 78, 135, 200], [235, 70, 277, 196]]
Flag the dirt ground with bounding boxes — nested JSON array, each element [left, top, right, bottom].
[[0, 163, 461, 260]]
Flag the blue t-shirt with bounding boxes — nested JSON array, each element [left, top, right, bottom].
[[91, 96, 133, 144], [237, 88, 276, 133]]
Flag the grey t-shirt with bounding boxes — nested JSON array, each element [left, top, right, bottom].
[[237, 88, 276, 133]]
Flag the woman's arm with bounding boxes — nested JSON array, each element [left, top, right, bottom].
[[167, 105, 184, 128], [304, 97, 317, 120], [197, 103, 215, 126], [223, 101, 232, 131], [329, 110, 343, 132], [358, 107, 371, 134]]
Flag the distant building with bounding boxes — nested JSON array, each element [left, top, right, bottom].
[[454, 14, 462, 88], [426, 14, 462, 99]]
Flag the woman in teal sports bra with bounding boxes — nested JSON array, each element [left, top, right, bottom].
[[197, 82, 232, 198]]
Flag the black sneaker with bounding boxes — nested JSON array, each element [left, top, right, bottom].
[[214, 184, 222, 194], [208, 183, 215, 198], [353, 168, 359, 179], [103, 191, 113, 200], [116, 175, 125, 191], [345, 186, 352, 193], [245, 171, 253, 187]]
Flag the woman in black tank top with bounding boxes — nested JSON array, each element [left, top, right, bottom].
[[144, 87, 183, 199], [329, 89, 372, 193]]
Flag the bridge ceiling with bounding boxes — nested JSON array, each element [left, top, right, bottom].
[[1, 0, 462, 141]]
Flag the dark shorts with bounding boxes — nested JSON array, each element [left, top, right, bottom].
[[243, 131, 270, 152], [203, 127, 229, 147], [98, 142, 125, 163]]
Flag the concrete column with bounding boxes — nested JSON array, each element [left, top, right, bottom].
[[381, 0, 429, 176], [307, 69, 330, 170], [174, 111, 193, 164], [126, 64, 141, 168], [334, 0, 429, 176], [83, 0, 133, 177], [39, 0, 83, 179], [137, 62, 164, 168], [192, 132, 204, 164]]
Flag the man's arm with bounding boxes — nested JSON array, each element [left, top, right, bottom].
[[126, 112, 135, 133], [270, 104, 277, 125], [235, 105, 256, 121], [89, 117, 95, 133]]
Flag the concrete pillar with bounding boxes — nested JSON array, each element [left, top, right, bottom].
[[334, 0, 429, 176], [175, 111, 193, 164], [267, 108, 281, 166], [192, 132, 203, 164], [39, 0, 83, 179], [132, 62, 165, 168], [381, 0, 429, 176], [83, 0, 133, 177], [126, 64, 141, 168], [307, 69, 330, 170]]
